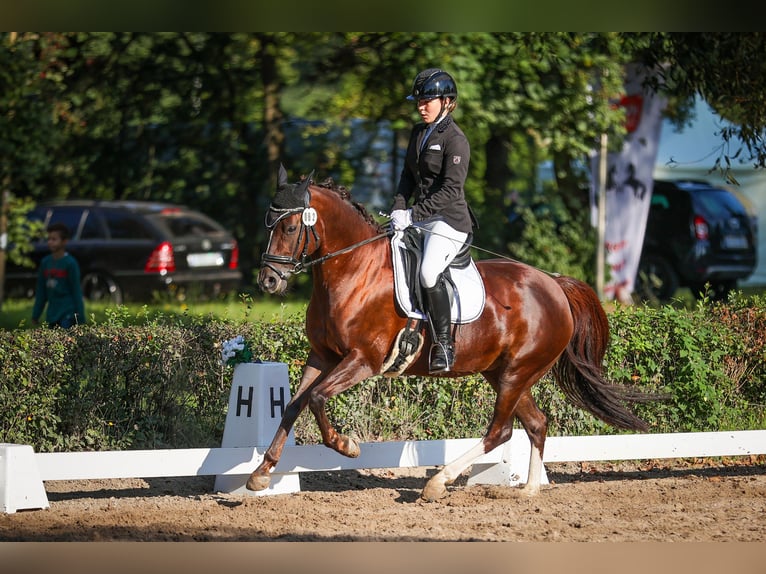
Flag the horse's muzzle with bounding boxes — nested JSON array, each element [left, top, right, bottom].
[[258, 267, 287, 294]]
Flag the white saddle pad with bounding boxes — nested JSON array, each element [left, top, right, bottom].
[[390, 231, 485, 324]]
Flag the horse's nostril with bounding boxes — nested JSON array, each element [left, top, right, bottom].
[[260, 275, 278, 292]]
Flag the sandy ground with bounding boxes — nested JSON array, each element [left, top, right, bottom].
[[2, 457, 765, 542]]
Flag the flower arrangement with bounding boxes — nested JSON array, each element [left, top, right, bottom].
[[220, 335, 254, 367]]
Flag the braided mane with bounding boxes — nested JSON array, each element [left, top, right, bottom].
[[316, 176, 384, 231]]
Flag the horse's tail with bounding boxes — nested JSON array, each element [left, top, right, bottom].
[[550, 275, 652, 432]]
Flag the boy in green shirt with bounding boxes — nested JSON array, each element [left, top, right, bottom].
[[32, 222, 86, 328]]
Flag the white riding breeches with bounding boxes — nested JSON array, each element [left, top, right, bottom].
[[415, 219, 469, 288]]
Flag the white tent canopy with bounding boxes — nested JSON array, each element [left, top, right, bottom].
[[654, 98, 766, 286]]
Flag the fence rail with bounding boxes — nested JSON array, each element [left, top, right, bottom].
[[3, 429, 765, 514]]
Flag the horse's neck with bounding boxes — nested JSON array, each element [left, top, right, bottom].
[[313, 230, 390, 301]]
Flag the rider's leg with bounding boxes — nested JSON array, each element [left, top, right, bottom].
[[423, 274, 454, 372], [418, 220, 467, 373]]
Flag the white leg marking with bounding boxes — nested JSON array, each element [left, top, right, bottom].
[[522, 444, 543, 495]]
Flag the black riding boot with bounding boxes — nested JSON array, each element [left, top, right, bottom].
[[423, 277, 454, 373]]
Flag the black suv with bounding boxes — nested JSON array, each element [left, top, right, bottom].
[[5, 200, 242, 303], [635, 179, 758, 302]]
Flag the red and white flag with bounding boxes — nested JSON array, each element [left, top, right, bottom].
[[591, 64, 667, 303]]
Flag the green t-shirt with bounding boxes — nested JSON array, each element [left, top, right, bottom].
[[32, 252, 86, 327]]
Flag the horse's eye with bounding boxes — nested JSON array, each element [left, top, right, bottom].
[[286, 224, 298, 234]]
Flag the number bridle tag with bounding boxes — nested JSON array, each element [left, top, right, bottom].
[[302, 207, 318, 227]]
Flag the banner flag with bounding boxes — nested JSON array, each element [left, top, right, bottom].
[[591, 64, 667, 303]]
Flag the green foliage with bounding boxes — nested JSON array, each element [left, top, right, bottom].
[[1, 293, 764, 453], [637, 32, 766, 171], [605, 292, 766, 432], [6, 32, 766, 297], [3, 194, 45, 268], [506, 183, 597, 283], [0, 329, 66, 450]]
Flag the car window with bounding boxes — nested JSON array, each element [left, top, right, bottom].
[[103, 209, 155, 240], [154, 213, 224, 238], [47, 207, 86, 239], [79, 210, 107, 239], [696, 190, 747, 217]]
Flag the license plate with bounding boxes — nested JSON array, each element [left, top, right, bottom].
[[187, 252, 224, 267], [722, 235, 748, 250]]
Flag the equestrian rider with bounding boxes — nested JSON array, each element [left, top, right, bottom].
[[390, 68, 476, 374]]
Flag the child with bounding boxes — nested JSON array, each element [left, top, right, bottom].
[[32, 222, 86, 328]]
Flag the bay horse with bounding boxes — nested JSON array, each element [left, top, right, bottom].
[[249, 166, 651, 501]]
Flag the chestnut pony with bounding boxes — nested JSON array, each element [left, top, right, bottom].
[[249, 167, 650, 501]]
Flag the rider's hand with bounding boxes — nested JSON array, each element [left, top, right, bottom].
[[390, 209, 412, 231]]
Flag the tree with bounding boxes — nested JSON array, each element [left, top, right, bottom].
[[281, 32, 633, 280], [4, 33, 765, 298], [636, 32, 766, 178], [1, 33, 296, 283], [0, 32, 68, 306]]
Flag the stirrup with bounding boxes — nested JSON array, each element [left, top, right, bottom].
[[381, 318, 424, 376], [428, 340, 454, 374]]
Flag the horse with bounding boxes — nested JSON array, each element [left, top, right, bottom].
[[249, 166, 653, 501]]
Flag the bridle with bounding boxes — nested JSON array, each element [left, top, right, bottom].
[[261, 186, 392, 280]]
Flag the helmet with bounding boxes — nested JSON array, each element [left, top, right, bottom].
[[407, 68, 458, 102]]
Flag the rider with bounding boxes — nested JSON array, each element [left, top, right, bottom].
[[390, 68, 475, 374]]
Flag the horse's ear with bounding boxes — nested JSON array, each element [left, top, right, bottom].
[[277, 163, 289, 190], [297, 170, 315, 205]]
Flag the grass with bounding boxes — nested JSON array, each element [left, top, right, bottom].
[[0, 293, 309, 330]]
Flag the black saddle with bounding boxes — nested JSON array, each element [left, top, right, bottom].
[[398, 227, 473, 314]]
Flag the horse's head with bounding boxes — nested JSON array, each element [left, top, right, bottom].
[[258, 164, 318, 294], [259, 164, 390, 295]]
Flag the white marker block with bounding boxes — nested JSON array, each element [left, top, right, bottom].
[[1, 443, 50, 514], [214, 362, 300, 496], [467, 435, 549, 487]]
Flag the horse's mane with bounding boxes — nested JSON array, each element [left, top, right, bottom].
[[315, 176, 385, 232]]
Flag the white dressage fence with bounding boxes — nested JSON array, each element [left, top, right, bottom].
[[3, 362, 765, 514]]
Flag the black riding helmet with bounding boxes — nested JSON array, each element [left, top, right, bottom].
[[407, 68, 458, 102]]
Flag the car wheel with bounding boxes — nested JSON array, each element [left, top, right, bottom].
[[81, 272, 123, 304], [635, 254, 679, 302]]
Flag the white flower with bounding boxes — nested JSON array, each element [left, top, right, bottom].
[[220, 335, 254, 366]]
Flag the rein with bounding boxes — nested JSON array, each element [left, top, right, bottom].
[[305, 231, 393, 270], [263, 188, 559, 282]]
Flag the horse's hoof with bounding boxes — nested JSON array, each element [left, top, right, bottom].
[[519, 484, 541, 497], [246, 472, 271, 491], [339, 435, 361, 458], [421, 479, 448, 502]]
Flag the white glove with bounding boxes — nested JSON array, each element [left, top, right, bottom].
[[390, 209, 412, 231]]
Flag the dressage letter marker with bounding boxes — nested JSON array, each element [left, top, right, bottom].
[[214, 362, 301, 496], [236, 385, 254, 417]]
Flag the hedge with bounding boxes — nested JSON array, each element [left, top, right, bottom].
[[1, 293, 764, 453]]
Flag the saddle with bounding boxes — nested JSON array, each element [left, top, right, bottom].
[[381, 227, 486, 376]]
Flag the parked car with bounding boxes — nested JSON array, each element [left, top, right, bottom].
[[635, 179, 758, 302], [5, 200, 242, 303]]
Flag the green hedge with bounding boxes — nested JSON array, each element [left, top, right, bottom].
[[1, 293, 764, 453]]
